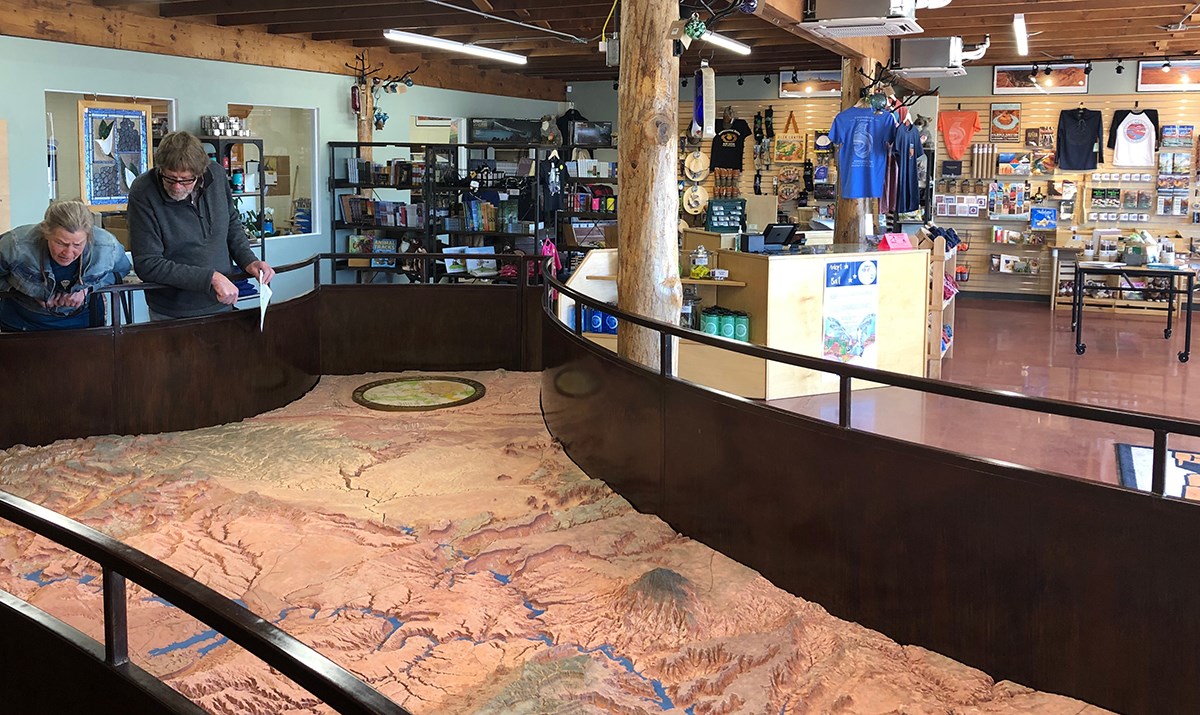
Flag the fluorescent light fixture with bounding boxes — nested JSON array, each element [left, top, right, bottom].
[[700, 30, 751, 55], [1013, 14, 1028, 57], [384, 29, 527, 65]]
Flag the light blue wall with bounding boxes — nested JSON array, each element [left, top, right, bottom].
[[0, 35, 560, 301], [574, 60, 1144, 127]]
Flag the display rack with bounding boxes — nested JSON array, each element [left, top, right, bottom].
[[926, 234, 957, 379], [198, 135, 267, 259], [1051, 248, 1183, 316], [328, 141, 440, 283]]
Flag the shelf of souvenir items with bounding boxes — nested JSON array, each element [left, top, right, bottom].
[[916, 228, 963, 379], [1051, 254, 1180, 315]]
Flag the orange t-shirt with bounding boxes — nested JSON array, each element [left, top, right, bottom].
[[938, 111, 981, 160]]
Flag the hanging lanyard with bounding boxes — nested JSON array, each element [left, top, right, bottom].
[[783, 111, 799, 134]]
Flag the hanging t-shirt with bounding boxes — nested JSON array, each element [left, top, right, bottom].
[[893, 122, 924, 214], [1056, 109, 1104, 171], [540, 156, 570, 220], [1108, 109, 1160, 167], [829, 107, 897, 199], [710, 118, 752, 170], [937, 111, 981, 161]]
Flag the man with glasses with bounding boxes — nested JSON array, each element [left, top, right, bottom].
[[128, 131, 273, 320]]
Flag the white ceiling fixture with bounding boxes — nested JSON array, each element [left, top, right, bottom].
[[384, 29, 527, 64], [915, 0, 953, 8], [1013, 13, 1029, 56], [700, 30, 752, 55], [800, 0, 923, 40]]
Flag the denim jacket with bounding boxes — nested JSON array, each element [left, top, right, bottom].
[[0, 224, 132, 317]]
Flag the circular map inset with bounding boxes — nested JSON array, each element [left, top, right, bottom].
[[352, 376, 486, 412]]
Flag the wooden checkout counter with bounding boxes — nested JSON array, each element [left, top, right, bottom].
[[558, 230, 930, 400]]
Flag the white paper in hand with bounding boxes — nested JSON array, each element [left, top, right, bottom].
[[258, 270, 273, 331]]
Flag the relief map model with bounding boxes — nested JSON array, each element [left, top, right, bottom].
[[0, 371, 1109, 714]]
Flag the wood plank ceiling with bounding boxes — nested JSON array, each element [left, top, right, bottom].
[[93, 0, 842, 80], [91, 0, 1200, 80]]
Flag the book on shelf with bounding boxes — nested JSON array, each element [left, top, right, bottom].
[[345, 157, 424, 186], [371, 237, 398, 268], [340, 195, 426, 227], [465, 245, 498, 276], [442, 245, 468, 274], [348, 232, 375, 267]]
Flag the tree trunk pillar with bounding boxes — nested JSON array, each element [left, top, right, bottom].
[[616, 0, 682, 371], [834, 56, 876, 245]]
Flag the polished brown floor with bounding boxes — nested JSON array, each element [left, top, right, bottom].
[[768, 296, 1200, 487]]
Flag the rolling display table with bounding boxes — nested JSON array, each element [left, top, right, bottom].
[[1071, 263, 1197, 362]]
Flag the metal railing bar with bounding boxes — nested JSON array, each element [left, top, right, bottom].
[[0, 491, 409, 715], [543, 269, 1200, 439]]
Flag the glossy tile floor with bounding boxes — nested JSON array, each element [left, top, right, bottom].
[[768, 297, 1200, 487]]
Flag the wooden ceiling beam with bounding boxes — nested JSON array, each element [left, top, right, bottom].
[[162, 0, 416, 19], [757, 0, 891, 62], [921, 0, 1192, 13], [221, 1, 615, 28], [11, 0, 563, 98]]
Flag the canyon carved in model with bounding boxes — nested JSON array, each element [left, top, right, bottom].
[[0, 371, 1109, 714]]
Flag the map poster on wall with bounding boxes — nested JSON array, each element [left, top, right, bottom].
[[989, 103, 1022, 143], [823, 260, 879, 366]]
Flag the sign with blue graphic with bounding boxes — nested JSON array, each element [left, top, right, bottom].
[[825, 260, 878, 288], [823, 260, 879, 366]]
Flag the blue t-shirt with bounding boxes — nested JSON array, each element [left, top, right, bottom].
[[892, 122, 924, 213], [0, 258, 89, 331], [829, 107, 897, 199]]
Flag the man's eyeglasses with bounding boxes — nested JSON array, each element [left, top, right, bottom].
[[161, 173, 198, 186]]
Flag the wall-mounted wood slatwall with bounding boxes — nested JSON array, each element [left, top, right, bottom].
[[935, 93, 1200, 297], [677, 97, 841, 222]]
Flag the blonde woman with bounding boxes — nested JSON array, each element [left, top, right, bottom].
[[0, 200, 131, 331]]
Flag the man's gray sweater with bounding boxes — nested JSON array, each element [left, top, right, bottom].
[[128, 163, 258, 318]]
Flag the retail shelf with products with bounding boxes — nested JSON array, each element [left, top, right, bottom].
[[923, 234, 958, 379], [328, 141, 441, 282], [932, 94, 1200, 300], [1050, 247, 1187, 316], [199, 135, 267, 260]]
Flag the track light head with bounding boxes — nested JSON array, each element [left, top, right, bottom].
[[790, 70, 798, 83], [1084, 60, 1092, 75], [763, 74, 771, 84], [682, 76, 689, 87], [612, 81, 618, 90], [1043, 65, 1053, 76], [1115, 59, 1125, 74], [737, 74, 744, 85]]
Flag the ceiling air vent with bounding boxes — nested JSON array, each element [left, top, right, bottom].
[[800, 0, 923, 39]]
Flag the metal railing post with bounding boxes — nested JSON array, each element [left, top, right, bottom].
[[1152, 429, 1168, 496], [103, 567, 129, 667], [839, 376, 852, 428], [660, 331, 674, 378]]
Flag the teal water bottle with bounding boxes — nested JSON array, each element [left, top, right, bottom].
[[734, 313, 750, 342]]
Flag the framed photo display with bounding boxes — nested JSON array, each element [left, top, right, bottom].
[[993, 64, 1089, 95], [1137, 60, 1200, 91], [78, 100, 153, 212], [778, 70, 841, 98], [989, 103, 1022, 142]]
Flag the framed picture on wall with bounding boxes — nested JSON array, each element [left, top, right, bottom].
[[993, 64, 1089, 95], [989, 103, 1022, 142], [778, 70, 841, 98], [78, 100, 153, 212], [1137, 60, 1200, 91]]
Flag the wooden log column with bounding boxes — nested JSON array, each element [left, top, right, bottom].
[[616, 0, 682, 371], [834, 55, 875, 245]]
